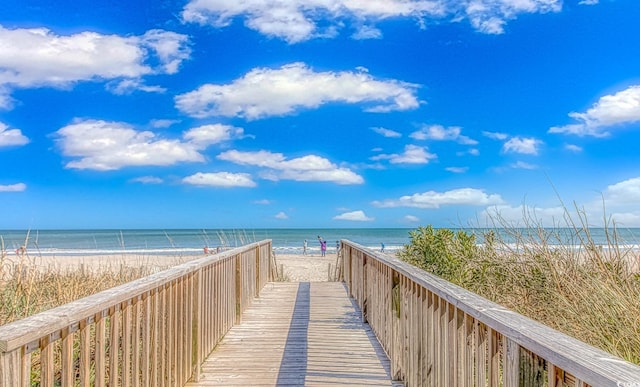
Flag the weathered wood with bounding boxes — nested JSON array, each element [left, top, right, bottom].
[[79, 320, 90, 387], [186, 282, 394, 387], [122, 300, 132, 387], [341, 240, 640, 387], [0, 349, 23, 387], [109, 305, 120, 387], [0, 242, 272, 387], [40, 334, 53, 386], [504, 337, 519, 387], [60, 327, 73, 387], [0, 241, 271, 354]]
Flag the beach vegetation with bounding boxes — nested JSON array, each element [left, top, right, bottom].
[[397, 207, 640, 365], [0, 253, 175, 325]]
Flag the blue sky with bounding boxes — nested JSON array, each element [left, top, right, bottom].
[[1, 0, 639, 229]]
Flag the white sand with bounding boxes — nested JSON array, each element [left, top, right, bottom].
[[2, 251, 342, 282], [272, 253, 342, 282]]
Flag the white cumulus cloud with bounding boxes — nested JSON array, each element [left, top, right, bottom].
[[0, 26, 190, 107], [183, 124, 245, 148], [218, 149, 364, 185], [403, 215, 420, 223], [511, 161, 537, 170], [181, 0, 560, 41], [604, 177, 640, 204], [410, 124, 477, 145], [549, 85, 640, 137], [564, 144, 582, 153], [371, 127, 402, 138], [55, 119, 205, 170], [502, 137, 542, 155], [373, 188, 504, 209], [0, 183, 26, 192], [182, 172, 256, 187], [333, 210, 374, 222], [479, 176, 640, 227], [0, 122, 29, 146], [174, 62, 420, 119], [370, 144, 436, 164], [181, 0, 445, 43], [275, 211, 289, 219]]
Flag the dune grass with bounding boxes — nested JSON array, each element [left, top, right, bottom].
[[397, 208, 640, 365], [0, 253, 172, 325]]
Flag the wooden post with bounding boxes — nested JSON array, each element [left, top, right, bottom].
[[61, 327, 74, 387], [0, 349, 25, 387], [109, 305, 120, 387], [235, 255, 242, 324], [361, 255, 368, 323], [191, 269, 202, 382], [255, 246, 260, 297], [504, 338, 520, 387]]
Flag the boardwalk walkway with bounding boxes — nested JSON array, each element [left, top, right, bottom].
[[187, 282, 397, 386]]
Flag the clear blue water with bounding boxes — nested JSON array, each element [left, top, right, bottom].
[[0, 227, 638, 256]]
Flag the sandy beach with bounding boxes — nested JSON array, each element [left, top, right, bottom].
[[3, 251, 344, 282], [273, 253, 342, 281]]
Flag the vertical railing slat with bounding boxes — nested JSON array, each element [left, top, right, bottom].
[[122, 301, 131, 387], [95, 311, 106, 386], [505, 337, 520, 387], [60, 327, 73, 387], [109, 305, 120, 387], [79, 320, 90, 387], [40, 335, 53, 387]]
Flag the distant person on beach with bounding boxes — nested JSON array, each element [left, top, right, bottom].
[[318, 236, 327, 257], [336, 241, 340, 254], [303, 240, 308, 255], [15, 245, 26, 257], [380, 242, 385, 252], [204, 246, 209, 255]]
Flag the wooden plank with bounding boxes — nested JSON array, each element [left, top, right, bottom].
[[147, 289, 156, 387], [0, 349, 24, 387], [504, 337, 519, 387], [0, 242, 273, 354], [464, 314, 474, 387], [109, 305, 120, 387], [489, 328, 499, 387], [95, 311, 107, 386], [79, 320, 90, 387], [60, 327, 73, 387], [40, 334, 53, 387], [122, 301, 132, 387], [340, 241, 640, 386], [132, 297, 141, 386], [476, 321, 487, 387], [192, 270, 202, 382], [158, 286, 166, 387], [186, 282, 394, 387]]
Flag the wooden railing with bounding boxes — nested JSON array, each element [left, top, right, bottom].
[[0, 240, 273, 386], [341, 240, 640, 387]]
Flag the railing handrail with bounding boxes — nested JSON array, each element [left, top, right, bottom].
[[341, 240, 640, 386], [0, 240, 271, 353]]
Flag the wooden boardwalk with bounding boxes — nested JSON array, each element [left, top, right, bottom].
[[187, 282, 397, 386]]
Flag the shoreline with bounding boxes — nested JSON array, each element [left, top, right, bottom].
[[0, 251, 352, 282]]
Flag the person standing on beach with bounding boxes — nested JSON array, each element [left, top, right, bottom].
[[380, 242, 385, 252], [318, 236, 327, 257], [303, 240, 308, 255]]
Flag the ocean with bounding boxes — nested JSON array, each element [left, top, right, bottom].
[[0, 227, 638, 257]]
